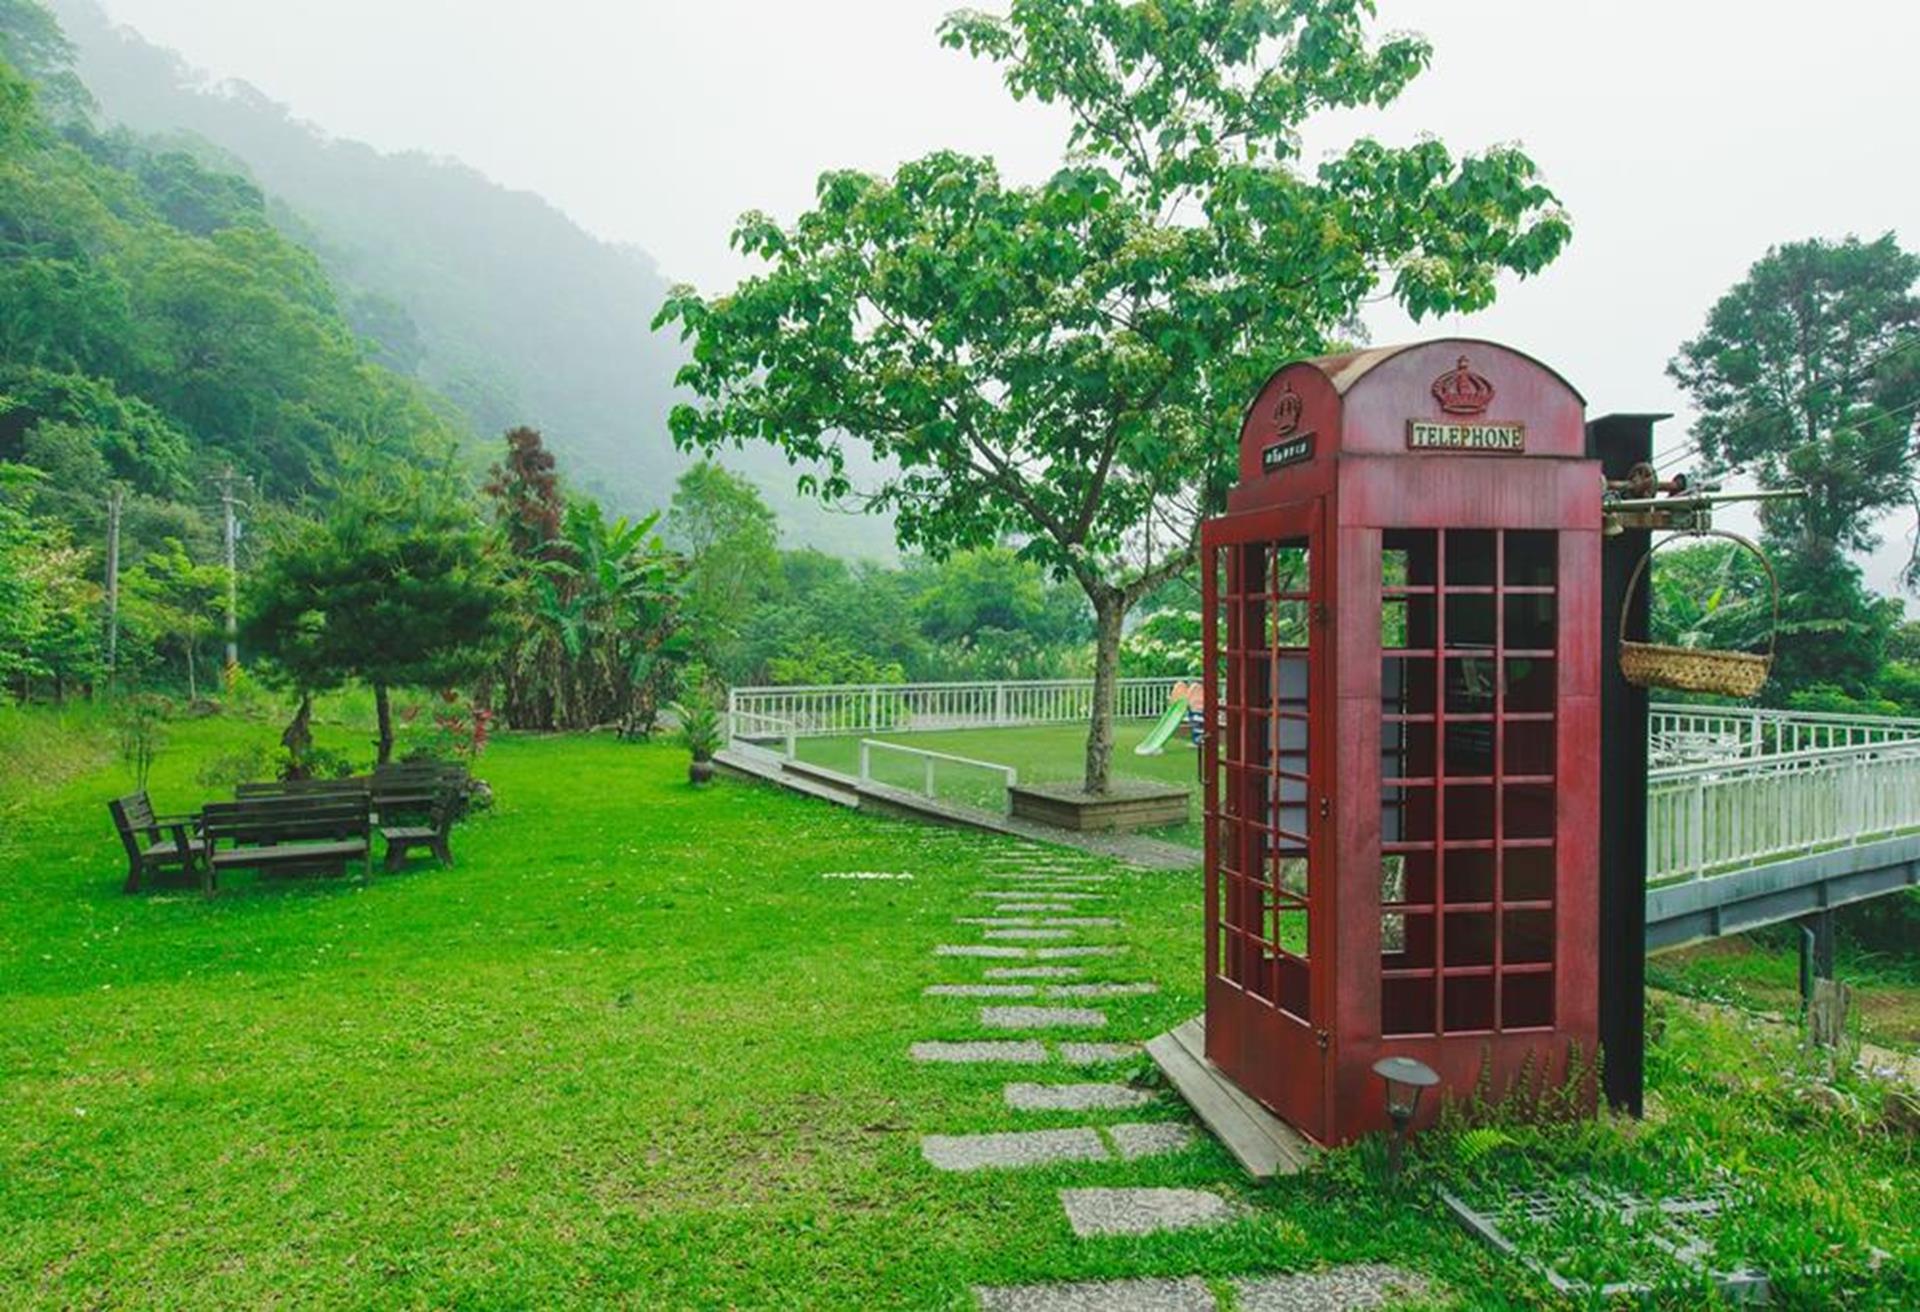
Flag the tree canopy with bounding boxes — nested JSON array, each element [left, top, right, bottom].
[[658, 0, 1570, 790], [1669, 233, 1920, 569]]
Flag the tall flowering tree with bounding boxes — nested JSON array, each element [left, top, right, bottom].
[[658, 0, 1570, 793]]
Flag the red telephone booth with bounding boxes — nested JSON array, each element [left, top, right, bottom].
[[1201, 339, 1600, 1147]]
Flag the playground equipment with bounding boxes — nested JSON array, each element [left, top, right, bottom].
[[1134, 681, 1204, 756]]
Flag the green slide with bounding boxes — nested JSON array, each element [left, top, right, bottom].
[[1134, 701, 1189, 756]]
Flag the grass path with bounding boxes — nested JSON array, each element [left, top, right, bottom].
[[1, 715, 1913, 1307]]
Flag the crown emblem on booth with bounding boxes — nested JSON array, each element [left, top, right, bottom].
[[1274, 383, 1303, 434], [1431, 355, 1495, 416]]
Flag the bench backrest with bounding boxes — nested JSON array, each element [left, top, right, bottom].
[[373, 761, 468, 785], [235, 777, 370, 800], [108, 792, 157, 858], [202, 795, 372, 845]]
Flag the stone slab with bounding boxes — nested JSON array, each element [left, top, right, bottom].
[[975, 891, 1106, 901], [986, 966, 1085, 979], [1035, 946, 1125, 959], [995, 903, 1079, 913], [986, 929, 1076, 941], [920, 1127, 1108, 1172], [1059, 1187, 1240, 1237], [974, 1277, 1213, 1312], [1058, 1041, 1141, 1065], [936, 945, 1030, 958], [1005, 1082, 1154, 1112], [958, 917, 1038, 926], [910, 1040, 1049, 1064], [1232, 1265, 1430, 1310], [925, 984, 1036, 998], [982, 1006, 1107, 1030], [1107, 1120, 1196, 1160], [1047, 982, 1159, 998], [1039, 917, 1122, 927]]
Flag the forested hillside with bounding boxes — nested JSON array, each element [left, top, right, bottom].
[[1, 0, 463, 692], [48, 0, 891, 558]]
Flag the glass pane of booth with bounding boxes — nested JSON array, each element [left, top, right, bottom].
[[1382, 528, 1560, 1037], [1210, 535, 1314, 1024]]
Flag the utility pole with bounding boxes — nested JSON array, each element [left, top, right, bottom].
[[216, 466, 245, 681], [104, 483, 126, 681]]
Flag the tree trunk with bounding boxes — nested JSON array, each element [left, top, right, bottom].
[[185, 641, 197, 702], [1083, 593, 1127, 796], [281, 693, 314, 778], [374, 682, 395, 765]]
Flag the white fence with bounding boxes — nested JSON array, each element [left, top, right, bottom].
[[728, 677, 1190, 745]]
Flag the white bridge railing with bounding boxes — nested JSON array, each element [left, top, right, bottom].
[[1649, 736, 1920, 885]]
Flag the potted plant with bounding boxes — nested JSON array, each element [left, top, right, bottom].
[[672, 697, 724, 785]]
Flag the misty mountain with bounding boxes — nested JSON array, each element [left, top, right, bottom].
[[48, 0, 892, 559]]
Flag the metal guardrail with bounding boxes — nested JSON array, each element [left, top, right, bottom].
[[858, 738, 1018, 811]]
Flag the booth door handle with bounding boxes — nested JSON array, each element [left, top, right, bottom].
[[1318, 797, 1331, 818]]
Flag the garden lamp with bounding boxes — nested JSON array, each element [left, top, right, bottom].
[[1372, 1055, 1440, 1178]]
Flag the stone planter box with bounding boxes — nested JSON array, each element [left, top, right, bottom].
[[1009, 781, 1190, 833]]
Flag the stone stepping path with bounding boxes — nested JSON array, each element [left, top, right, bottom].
[[911, 1040, 1049, 1064], [909, 1040, 1137, 1066], [922, 1127, 1108, 1172], [974, 890, 1107, 901], [920, 1121, 1195, 1172], [938, 944, 1127, 960], [926, 984, 1042, 998], [1059, 1187, 1240, 1237], [1109, 1121, 1195, 1160], [1233, 1265, 1429, 1310], [924, 982, 1157, 1000], [1059, 1041, 1141, 1065], [957, 917, 1122, 928], [1005, 1082, 1153, 1112], [975, 1276, 1214, 1311], [974, 1267, 1427, 1311], [1048, 981, 1157, 998], [981, 1005, 1106, 1029]]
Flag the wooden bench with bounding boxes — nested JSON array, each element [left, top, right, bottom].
[[201, 794, 374, 881], [372, 761, 470, 823], [109, 792, 210, 894], [382, 791, 458, 871]]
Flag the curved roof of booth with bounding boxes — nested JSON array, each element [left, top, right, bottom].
[[1296, 338, 1587, 405]]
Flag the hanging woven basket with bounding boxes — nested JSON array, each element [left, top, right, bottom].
[[1618, 530, 1779, 699]]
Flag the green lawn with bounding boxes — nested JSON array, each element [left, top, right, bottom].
[[1, 710, 1913, 1307], [794, 721, 1205, 847]]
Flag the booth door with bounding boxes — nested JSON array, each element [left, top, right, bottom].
[[1202, 498, 1328, 1142]]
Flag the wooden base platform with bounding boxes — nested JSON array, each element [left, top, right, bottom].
[[1146, 1014, 1316, 1179]]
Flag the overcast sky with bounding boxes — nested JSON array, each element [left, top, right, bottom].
[[93, 0, 1920, 596]]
